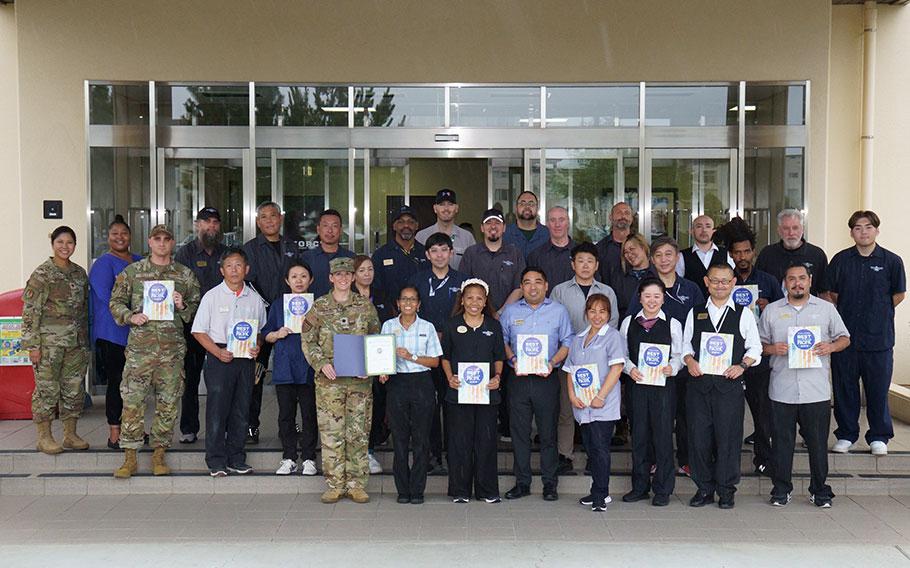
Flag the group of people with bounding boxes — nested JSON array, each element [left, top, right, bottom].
[[20, 186, 905, 511]]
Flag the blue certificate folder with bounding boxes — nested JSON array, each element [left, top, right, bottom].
[[333, 334, 367, 377]]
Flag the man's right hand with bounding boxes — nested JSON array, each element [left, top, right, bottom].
[[129, 313, 149, 326], [216, 348, 234, 363], [686, 358, 703, 377], [770, 342, 789, 356]]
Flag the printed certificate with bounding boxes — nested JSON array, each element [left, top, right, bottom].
[[142, 280, 174, 321], [699, 333, 734, 375], [788, 326, 822, 369], [732, 285, 760, 319], [458, 362, 490, 405], [364, 334, 397, 376], [227, 319, 258, 359], [638, 342, 670, 386], [516, 334, 549, 376], [283, 293, 314, 333], [570, 363, 601, 406]]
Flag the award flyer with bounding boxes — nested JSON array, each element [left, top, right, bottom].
[[699, 333, 734, 375], [732, 285, 760, 319], [283, 293, 314, 333], [458, 362, 490, 405], [571, 363, 601, 406], [142, 280, 174, 321], [638, 342, 670, 387], [516, 334, 549, 375], [364, 334, 397, 376], [227, 319, 258, 358], [788, 326, 822, 369]]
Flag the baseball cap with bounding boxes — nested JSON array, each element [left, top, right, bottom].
[[435, 189, 457, 205], [149, 224, 174, 238], [330, 257, 355, 274], [392, 205, 418, 223], [196, 207, 221, 221], [482, 208, 505, 224]]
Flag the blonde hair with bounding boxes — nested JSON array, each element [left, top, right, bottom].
[[621, 233, 650, 271]]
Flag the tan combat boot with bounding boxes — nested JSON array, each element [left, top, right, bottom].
[[62, 418, 90, 450], [320, 487, 345, 504], [114, 449, 138, 479], [151, 447, 171, 476], [35, 421, 64, 455], [348, 487, 370, 504]]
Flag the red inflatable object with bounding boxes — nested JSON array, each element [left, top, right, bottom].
[[0, 289, 34, 420]]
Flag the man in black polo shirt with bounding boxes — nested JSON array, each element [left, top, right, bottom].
[[302, 209, 355, 299], [242, 201, 305, 443], [828, 210, 906, 456], [460, 208, 525, 313], [372, 205, 428, 308], [527, 206, 575, 294], [755, 209, 828, 297], [682, 263, 762, 509], [677, 215, 733, 298], [595, 202, 634, 283], [175, 206, 226, 444]]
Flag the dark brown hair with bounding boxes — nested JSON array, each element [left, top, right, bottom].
[[848, 210, 880, 229], [451, 283, 496, 318], [584, 293, 612, 320]]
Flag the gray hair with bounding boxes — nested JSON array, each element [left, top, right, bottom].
[[256, 201, 282, 216], [777, 209, 804, 226]]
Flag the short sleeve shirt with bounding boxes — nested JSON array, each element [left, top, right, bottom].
[[564, 325, 627, 424], [441, 314, 506, 404], [500, 298, 574, 368], [191, 282, 268, 344], [381, 315, 443, 374]]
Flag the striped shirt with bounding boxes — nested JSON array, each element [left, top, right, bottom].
[[381, 315, 443, 374]]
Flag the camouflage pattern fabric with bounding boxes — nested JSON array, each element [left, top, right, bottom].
[[119, 358, 185, 450], [300, 291, 380, 379], [31, 346, 88, 422], [316, 379, 373, 490], [21, 258, 89, 350]]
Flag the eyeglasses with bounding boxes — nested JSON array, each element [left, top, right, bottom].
[[707, 278, 733, 286], [398, 297, 420, 303]]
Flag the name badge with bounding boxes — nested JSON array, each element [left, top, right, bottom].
[[196, 260, 207, 268], [513, 319, 524, 326], [697, 313, 709, 320], [779, 313, 792, 320], [383, 259, 394, 266], [218, 306, 230, 313]]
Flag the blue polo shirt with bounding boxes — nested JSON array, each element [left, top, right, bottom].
[[407, 267, 467, 331], [504, 222, 550, 260], [372, 240, 429, 304], [828, 244, 906, 351], [261, 301, 314, 385], [500, 297, 573, 368], [301, 245, 355, 299], [626, 271, 704, 326]]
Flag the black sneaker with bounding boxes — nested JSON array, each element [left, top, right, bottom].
[[744, 432, 755, 445], [107, 438, 120, 450], [622, 490, 650, 503], [592, 498, 608, 512], [810, 494, 832, 508], [718, 495, 735, 509], [428, 458, 448, 475], [246, 427, 260, 445], [769, 493, 791, 507], [689, 491, 714, 508], [397, 495, 410, 504], [505, 484, 531, 500], [209, 468, 228, 478], [452, 496, 470, 504], [579, 495, 594, 506], [556, 456, 574, 475], [227, 463, 253, 475], [410, 495, 425, 505], [542, 484, 558, 501], [651, 494, 670, 507], [482, 496, 502, 504]]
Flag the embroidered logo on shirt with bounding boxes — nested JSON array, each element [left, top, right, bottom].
[[503, 260, 514, 266], [482, 330, 493, 337], [871, 266, 884, 272], [678, 294, 689, 303], [513, 319, 524, 326], [457, 325, 468, 334]]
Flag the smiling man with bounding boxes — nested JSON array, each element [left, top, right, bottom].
[[756, 209, 829, 297], [595, 202, 635, 283], [415, 189, 476, 270], [372, 205, 429, 313], [528, 206, 575, 292], [504, 191, 550, 260]]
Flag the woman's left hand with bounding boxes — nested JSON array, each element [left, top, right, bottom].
[[488, 375, 500, 390], [173, 291, 185, 311], [379, 375, 389, 384], [661, 365, 673, 376], [28, 348, 41, 366], [590, 396, 605, 409]]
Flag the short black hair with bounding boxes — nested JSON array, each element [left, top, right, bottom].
[[398, 285, 421, 302], [425, 232, 453, 250], [649, 236, 679, 255], [706, 262, 734, 275], [50, 225, 76, 244], [848, 210, 881, 229], [286, 261, 313, 280], [219, 246, 248, 264], [318, 209, 343, 224], [516, 190, 538, 204], [638, 277, 666, 296], [521, 266, 548, 283], [784, 261, 812, 278], [570, 241, 598, 260]]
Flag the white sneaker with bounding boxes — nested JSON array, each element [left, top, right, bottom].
[[831, 439, 854, 454], [276, 459, 297, 475], [368, 453, 383, 474], [870, 441, 888, 456], [301, 459, 318, 476]]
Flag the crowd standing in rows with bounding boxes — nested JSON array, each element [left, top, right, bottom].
[[20, 187, 905, 511]]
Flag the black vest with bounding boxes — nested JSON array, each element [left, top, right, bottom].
[[691, 302, 746, 392], [683, 247, 728, 297], [626, 316, 672, 369]]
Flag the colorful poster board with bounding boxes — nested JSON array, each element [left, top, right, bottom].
[[227, 319, 258, 358], [283, 293, 314, 333], [638, 342, 669, 386], [0, 317, 29, 366], [458, 362, 490, 405], [788, 326, 822, 369], [699, 333, 734, 375], [570, 363, 601, 406], [516, 334, 549, 376], [142, 280, 174, 321], [732, 285, 760, 319]]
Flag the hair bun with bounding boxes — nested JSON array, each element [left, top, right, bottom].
[[114, 214, 125, 223]]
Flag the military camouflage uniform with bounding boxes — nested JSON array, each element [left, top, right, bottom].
[[301, 291, 380, 491], [21, 258, 89, 422], [109, 257, 200, 450]]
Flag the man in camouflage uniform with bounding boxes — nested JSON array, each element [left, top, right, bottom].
[[21, 241, 90, 454], [302, 257, 380, 504], [109, 224, 200, 478]]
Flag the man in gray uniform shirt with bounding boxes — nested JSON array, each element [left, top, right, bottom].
[[415, 189, 476, 270]]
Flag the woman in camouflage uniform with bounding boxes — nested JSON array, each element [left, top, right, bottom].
[[21, 226, 91, 455]]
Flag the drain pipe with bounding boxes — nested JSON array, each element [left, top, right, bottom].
[[861, 0, 877, 210]]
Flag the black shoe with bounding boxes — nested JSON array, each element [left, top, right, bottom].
[[579, 494, 594, 506], [143, 433, 150, 446], [397, 495, 410, 504], [622, 490, 650, 503], [410, 495, 425, 505], [227, 463, 253, 475], [652, 494, 670, 507], [246, 427, 259, 445], [718, 495, 735, 509], [754, 463, 771, 476], [689, 491, 714, 508], [744, 432, 755, 445], [505, 484, 531, 500], [107, 438, 120, 450], [542, 484, 559, 501], [583, 466, 592, 476], [592, 498, 608, 512], [428, 459, 448, 475], [556, 456, 574, 475], [610, 435, 626, 447], [769, 493, 791, 507]]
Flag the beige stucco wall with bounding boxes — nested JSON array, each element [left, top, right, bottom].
[[0, 6, 23, 294]]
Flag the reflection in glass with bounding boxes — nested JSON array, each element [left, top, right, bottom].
[[163, 157, 245, 247], [353, 87, 445, 127], [157, 85, 249, 126], [89, 84, 149, 126], [255, 86, 349, 127], [90, 148, 150, 259], [650, 158, 731, 246], [490, 158, 524, 232], [545, 86, 639, 128], [744, 85, 805, 126], [645, 86, 738, 127], [450, 87, 540, 127], [744, 147, 805, 248], [366, 157, 406, 248]]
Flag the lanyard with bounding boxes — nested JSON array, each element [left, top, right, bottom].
[[428, 275, 450, 298], [712, 305, 731, 333]]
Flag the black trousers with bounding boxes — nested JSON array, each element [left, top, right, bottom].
[[674, 369, 690, 466], [276, 383, 317, 461], [832, 347, 894, 444], [96, 339, 126, 426], [581, 420, 616, 502], [368, 377, 389, 451], [204, 353, 255, 470], [630, 379, 676, 497], [387, 372, 435, 497], [744, 365, 773, 469], [180, 334, 206, 435], [509, 370, 560, 487], [687, 379, 745, 498], [248, 341, 273, 431], [770, 399, 834, 500], [446, 401, 500, 499], [497, 367, 511, 437], [429, 366, 448, 462]]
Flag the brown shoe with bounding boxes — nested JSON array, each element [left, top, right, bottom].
[[348, 487, 370, 504], [36, 421, 63, 455], [321, 488, 345, 504], [62, 418, 90, 450], [151, 447, 171, 476], [114, 449, 138, 479]]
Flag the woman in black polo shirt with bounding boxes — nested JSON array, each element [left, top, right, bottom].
[[442, 278, 506, 503]]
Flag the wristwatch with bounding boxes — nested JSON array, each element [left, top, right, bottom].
[[411, 353, 418, 362], [738, 361, 750, 370]]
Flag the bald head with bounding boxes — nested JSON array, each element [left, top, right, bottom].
[[692, 215, 716, 247]]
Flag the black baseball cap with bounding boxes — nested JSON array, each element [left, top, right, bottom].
[[392, 205, 418, 222], [482, 208, 505, 223], [196, 207, 221, 221], [435, 189, 457, 204]]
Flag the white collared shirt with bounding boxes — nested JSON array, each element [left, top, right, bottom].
[[675, 243, 735, 277], [191, 281, 267, 344], [682, 297, 762, 365], [619, 309, 685, 376]]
